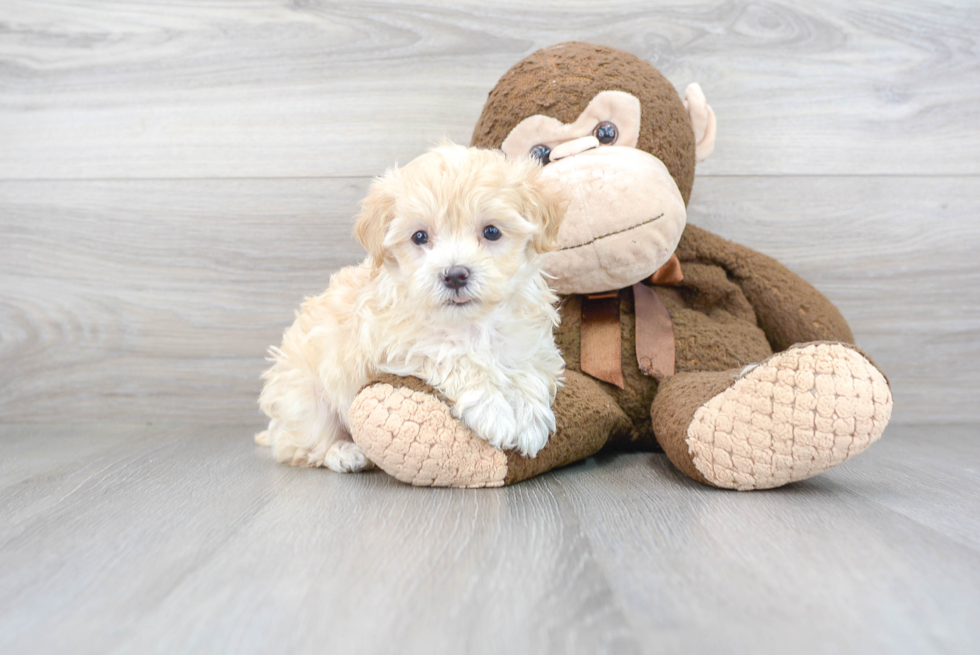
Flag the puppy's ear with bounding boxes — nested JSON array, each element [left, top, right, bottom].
[[354, 172, 398, 267], [520, 166, 566, 253]]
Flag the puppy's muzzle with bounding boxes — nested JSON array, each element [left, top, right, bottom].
[[442, 266, 470, 291]]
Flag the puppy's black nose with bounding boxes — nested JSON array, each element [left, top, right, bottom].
[[442, 266, 470, 291]]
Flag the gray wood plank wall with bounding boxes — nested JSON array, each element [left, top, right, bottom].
[[1, 0, 978, 425]]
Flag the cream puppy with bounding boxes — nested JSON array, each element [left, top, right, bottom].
[[256, 143, 566, 472]]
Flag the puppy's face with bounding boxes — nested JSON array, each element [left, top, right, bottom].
[[355, 143, 564, 316]]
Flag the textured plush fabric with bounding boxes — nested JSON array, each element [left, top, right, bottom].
[[504, 369, 631, 484], [367, 373, 449, 403], [549, 222, 857, 451], [350, 235, 876, 488], [500, 90, 643, 157], [651, 369, 739, 486], [471, 42, 697, 205], [683, 83, 717, 162], [344, 43, 891, 489], [350, 371, 627, 487], [684, 343, 892, 490], [350, 377, 509, 488], [676, 224, 855, 350], [535, 147, 687, 295]]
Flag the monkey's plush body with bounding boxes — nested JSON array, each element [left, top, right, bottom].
[[347, 43, 892, 490]]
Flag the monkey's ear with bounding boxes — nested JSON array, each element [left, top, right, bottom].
[[520, 166, 566, 254], [683, 83, 717, 163], [354, 171, 398, 267]]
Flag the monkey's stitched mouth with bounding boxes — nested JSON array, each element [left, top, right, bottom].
[[559, 213, 664, 251]]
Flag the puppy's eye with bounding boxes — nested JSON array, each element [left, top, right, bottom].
[[411, 230, 428, 245], [529, 144, 551, 165], [482, 225, 502, 241], [594, 121, 618, 145]]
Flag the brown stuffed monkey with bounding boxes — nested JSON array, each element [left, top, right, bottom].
[[347, 43, 893, 490]]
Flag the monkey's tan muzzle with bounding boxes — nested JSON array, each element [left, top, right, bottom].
[[539, 146, 687, 295]]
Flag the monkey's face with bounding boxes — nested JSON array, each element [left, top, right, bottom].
[[501, 90, 687, 295]]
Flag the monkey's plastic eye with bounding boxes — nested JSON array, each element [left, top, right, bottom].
[[529, 144, 551, 165], [482, 225, 501, 241], [411, 230, 429, 245], [594, 121, 618, 145]]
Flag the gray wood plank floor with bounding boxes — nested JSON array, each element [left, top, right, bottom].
[[0, 424, 977, 654]]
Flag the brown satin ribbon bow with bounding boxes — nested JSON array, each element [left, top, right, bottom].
[[579, 254, 683, 388]]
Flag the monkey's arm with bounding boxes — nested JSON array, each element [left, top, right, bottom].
[[348, 370, 628, 487], [675, 224, 854, 351]]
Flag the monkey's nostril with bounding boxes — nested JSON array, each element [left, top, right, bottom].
[[442, 266, 471, 290]]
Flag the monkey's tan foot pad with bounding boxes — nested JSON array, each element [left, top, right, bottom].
[[348, 383, 509, 488], [687, 343, 893, 490]]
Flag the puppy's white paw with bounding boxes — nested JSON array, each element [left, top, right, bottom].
[[455, 390, 520, 453], [321, 441, 372, 473], [510, 398, 555, 458], [454, 390, 554, 458]]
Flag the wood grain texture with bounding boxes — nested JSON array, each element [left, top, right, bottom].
[[0, 423, 977, 654], [2, 176, 977, 424], [0, 0, 978, 178], [0, 177, 367, 422]]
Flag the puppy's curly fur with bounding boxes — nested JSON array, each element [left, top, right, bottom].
[[256, 143, 566, 471]]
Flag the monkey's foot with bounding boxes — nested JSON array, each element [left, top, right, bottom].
[[655, 342, 893, 491], [348, 371, 621, 488], [348, 380, 510, 488]]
